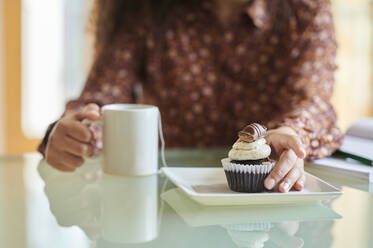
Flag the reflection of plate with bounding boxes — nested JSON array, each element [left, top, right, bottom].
[[161, 188, 341, 227], [162, 167, 343, 206]]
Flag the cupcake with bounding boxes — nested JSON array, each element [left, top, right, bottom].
[[222, 123, 275, 193]]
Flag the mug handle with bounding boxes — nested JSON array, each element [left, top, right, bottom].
[[82, 118, 104, 158], [157, 109, 168, 168]]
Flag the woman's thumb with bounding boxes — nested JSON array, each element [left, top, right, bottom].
[[75, 103, 101, 121]]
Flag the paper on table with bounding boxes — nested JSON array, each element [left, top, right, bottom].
[[340, 118, 373, 161], [308, 118, 373, 182], [345, 118, 373, 140], [340, 135, 373, 161], [309, 157, 373, 182]]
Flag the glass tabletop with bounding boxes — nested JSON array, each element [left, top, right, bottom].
[[0, 150, 372, 248]]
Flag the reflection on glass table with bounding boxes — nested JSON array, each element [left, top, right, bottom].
[[39, 160, 161, 247], [162, 188, 341, 248], [38, 156, 346, 248]]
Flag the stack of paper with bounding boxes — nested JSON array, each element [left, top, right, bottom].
[[309, 118, 373, 182], [309, 157, 373, 182]]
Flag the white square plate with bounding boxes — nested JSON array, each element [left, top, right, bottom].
[[161, 167, 343, 206]]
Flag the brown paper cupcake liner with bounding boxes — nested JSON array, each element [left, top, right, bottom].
[[221, 158, 275, 193], [224, 170, 269, 192]]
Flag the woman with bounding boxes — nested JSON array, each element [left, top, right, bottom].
[[39, 0, 343, 193]]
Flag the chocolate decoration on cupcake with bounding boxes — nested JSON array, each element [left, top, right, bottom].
[[238, 123, 267, 142]]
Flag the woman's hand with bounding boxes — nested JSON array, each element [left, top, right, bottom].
[[45, 103, 101, 171], [264, 126, 306, 193]]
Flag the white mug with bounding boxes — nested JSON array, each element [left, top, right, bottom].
[[96, 104, 159, 176]]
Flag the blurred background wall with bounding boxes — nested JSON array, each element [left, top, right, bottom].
[[0, 0, 4, 153], [331, 0, 373, 130], [1, 0, 40, 154], [0, 0, 372, 154]]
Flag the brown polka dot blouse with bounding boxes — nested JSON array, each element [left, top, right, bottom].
[[39, 0, 343, 160]]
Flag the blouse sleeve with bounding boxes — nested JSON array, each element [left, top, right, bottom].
[[268, 0, 344, 160], [38, 25, 146, 156]]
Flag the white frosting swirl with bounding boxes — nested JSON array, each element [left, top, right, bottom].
[[228, 138, 271, 160]]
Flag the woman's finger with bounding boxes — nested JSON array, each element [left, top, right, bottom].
[[59, 120, 92, 143], [279, 159, 304, 193], [294, 172, 306, 191], [283, 135, 306, 159], [60, 152, 85, 169], [74, 103, 101, 121], [264, 149, 297, 190], [62, 135, 93, 157], [46, 149, 76, 172], [51, 161, 76, 172]]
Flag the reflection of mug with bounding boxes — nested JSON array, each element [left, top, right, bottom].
[[101, 174, 158, 244], [98, 104, 159, 176]]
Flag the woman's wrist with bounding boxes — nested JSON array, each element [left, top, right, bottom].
[[267, 126, 298, 137]]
